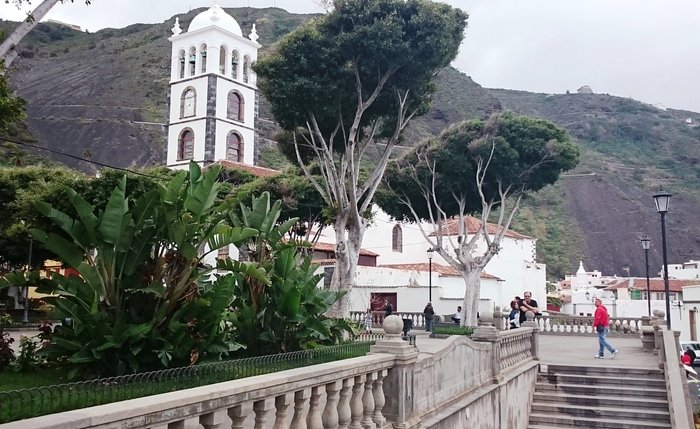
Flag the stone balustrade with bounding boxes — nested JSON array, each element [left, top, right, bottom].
[[350, 311, 428, 327], [3, 355, 395, 429], [494, 313, 645, 335], [498, 328, 535, 370]]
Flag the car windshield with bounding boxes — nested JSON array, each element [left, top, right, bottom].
[[682, 343, 700, 351]]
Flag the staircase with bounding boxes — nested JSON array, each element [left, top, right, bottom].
[[528, 364, 671, 429]]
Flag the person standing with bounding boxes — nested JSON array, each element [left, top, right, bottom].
[[423, 302, 435, 332], [593, 298, 619, 359], [384, 300, 393, 317], [509, 298, 520, 329], [363, 307, 373, 334], [518, 292, 540, 324]]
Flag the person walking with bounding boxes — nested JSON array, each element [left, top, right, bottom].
[[423, 302, 435, 332], [593, 298, 619, 359]]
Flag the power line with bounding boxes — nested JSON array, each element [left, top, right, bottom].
[[0, 136, 161, 179]]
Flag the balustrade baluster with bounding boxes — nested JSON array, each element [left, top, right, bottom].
[[254, 398, 273, 429], [228, 405, 247, 429], [349, 375, 365, 429], [290, 389, 310, 429], [361, 372, 377, 429], [306, 386, 324, 429], [338, 378, 353, 429], [322, 381, 341, 429], [200, 410, 227, 429], [372, 370, 387, 427], [273, 394, 291, 429]]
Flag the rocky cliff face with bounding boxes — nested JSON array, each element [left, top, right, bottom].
[[3, 8, 699, 280]]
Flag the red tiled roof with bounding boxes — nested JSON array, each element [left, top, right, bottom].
[[312, 241, 379, 257], [215, 160, 280, 177], [603, 278, 699, 293], [379, 263, 503, 281], [429, 216, 532, 240]]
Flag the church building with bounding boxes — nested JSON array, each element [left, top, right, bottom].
[[166, 5, 260, 169]]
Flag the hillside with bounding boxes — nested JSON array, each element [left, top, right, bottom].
[[2, 8, 699, 280]]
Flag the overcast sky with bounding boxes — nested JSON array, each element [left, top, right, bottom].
[[2, 0, 699, 112]]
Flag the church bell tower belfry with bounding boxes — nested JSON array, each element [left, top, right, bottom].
[[166, 5, 261, 169]]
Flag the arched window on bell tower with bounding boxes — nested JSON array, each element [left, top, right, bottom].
[[392, 225, 403, 252], [178, 128, 194, 160], [227, 90, 244, 122], [231, 50, 239, 80], [219, 46, 227, 74], [178, 49, 186, 79], [243, 55, 251, 83], [226, 131, 243, 162], [180, 87, 196, 118], [200, 43, 207, 73], [188, 47, 197, 76]]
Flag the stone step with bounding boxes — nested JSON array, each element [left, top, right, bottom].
[[531, 402, 670, 422], [538, 373, 666, 387], [541, 364, 664, 378], [532, 391, 669, 410], [528, 412, 671, 429], [535, 381, 668, 398]]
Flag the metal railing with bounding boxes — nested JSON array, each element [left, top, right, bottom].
[[0, 341, 375, 423]]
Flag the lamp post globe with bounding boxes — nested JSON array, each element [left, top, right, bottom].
[[652, 188, 672, 329]]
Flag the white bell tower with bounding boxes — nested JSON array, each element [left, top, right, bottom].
[[166, 5, 261, 169]]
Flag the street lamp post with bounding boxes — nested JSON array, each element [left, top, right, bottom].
[[653, 188, 672, 329], [640, 235, 652, 317], [427, 248, 434, 302]]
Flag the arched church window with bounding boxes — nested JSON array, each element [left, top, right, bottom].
[[243, 55, 251, 84], [180, 87, 196, 118], [219, 46, 227, 74], [200, 44, 207, 73], [227, 91, 244, 122], [231, 50, 239, 80], [226, 132, 243, 162], [178, 129, 194, 160], [188, 47, 196, 76], [178, 50, 186, 79], [392, 225, 403, 252]]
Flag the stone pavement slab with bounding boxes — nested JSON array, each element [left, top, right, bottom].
[[538, 334, 659, 369]]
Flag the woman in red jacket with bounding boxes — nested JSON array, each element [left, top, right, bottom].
[[592, 298, 619, 359]]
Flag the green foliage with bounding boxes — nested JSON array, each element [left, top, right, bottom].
[[0, 63, 25, 133], [13, 336, 41, 372], [255, 0, 467, 154], [226, 192, 353, 354], [1, 162, 254, 377], [378, 112, 580, 222], [432, 325, 474, 336]]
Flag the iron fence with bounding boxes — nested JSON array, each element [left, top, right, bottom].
[[0, 341, 375, 423]]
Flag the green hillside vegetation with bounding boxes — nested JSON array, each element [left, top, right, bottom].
[[1, 7, 699, 280]]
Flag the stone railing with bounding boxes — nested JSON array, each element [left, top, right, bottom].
[[657, 327, 694, 429], [4, 354, 395, 429], [350, 310, 428, 327], [10, 315, 540, 429], [497, 328, 536, 371], [494, 313, 644, 335]]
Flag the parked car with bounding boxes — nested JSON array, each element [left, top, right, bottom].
[[680, 341, 700, 365]]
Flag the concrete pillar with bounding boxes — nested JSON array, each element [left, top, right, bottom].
[[472, 311, 501, 383], [369, 315, 420, 429]]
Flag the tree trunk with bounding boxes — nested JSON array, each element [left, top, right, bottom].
[[328, 213, 364, 319], [0, 0, 62, 67], [461, 269, 482, 327]]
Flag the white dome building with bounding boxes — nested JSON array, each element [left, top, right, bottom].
[[166, 5, 261, 169]]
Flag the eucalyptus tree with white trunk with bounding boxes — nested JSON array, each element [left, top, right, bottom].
[[255, 0, 468, 318], [378, 112, 580, 326], [0, 0, 90, 67]]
